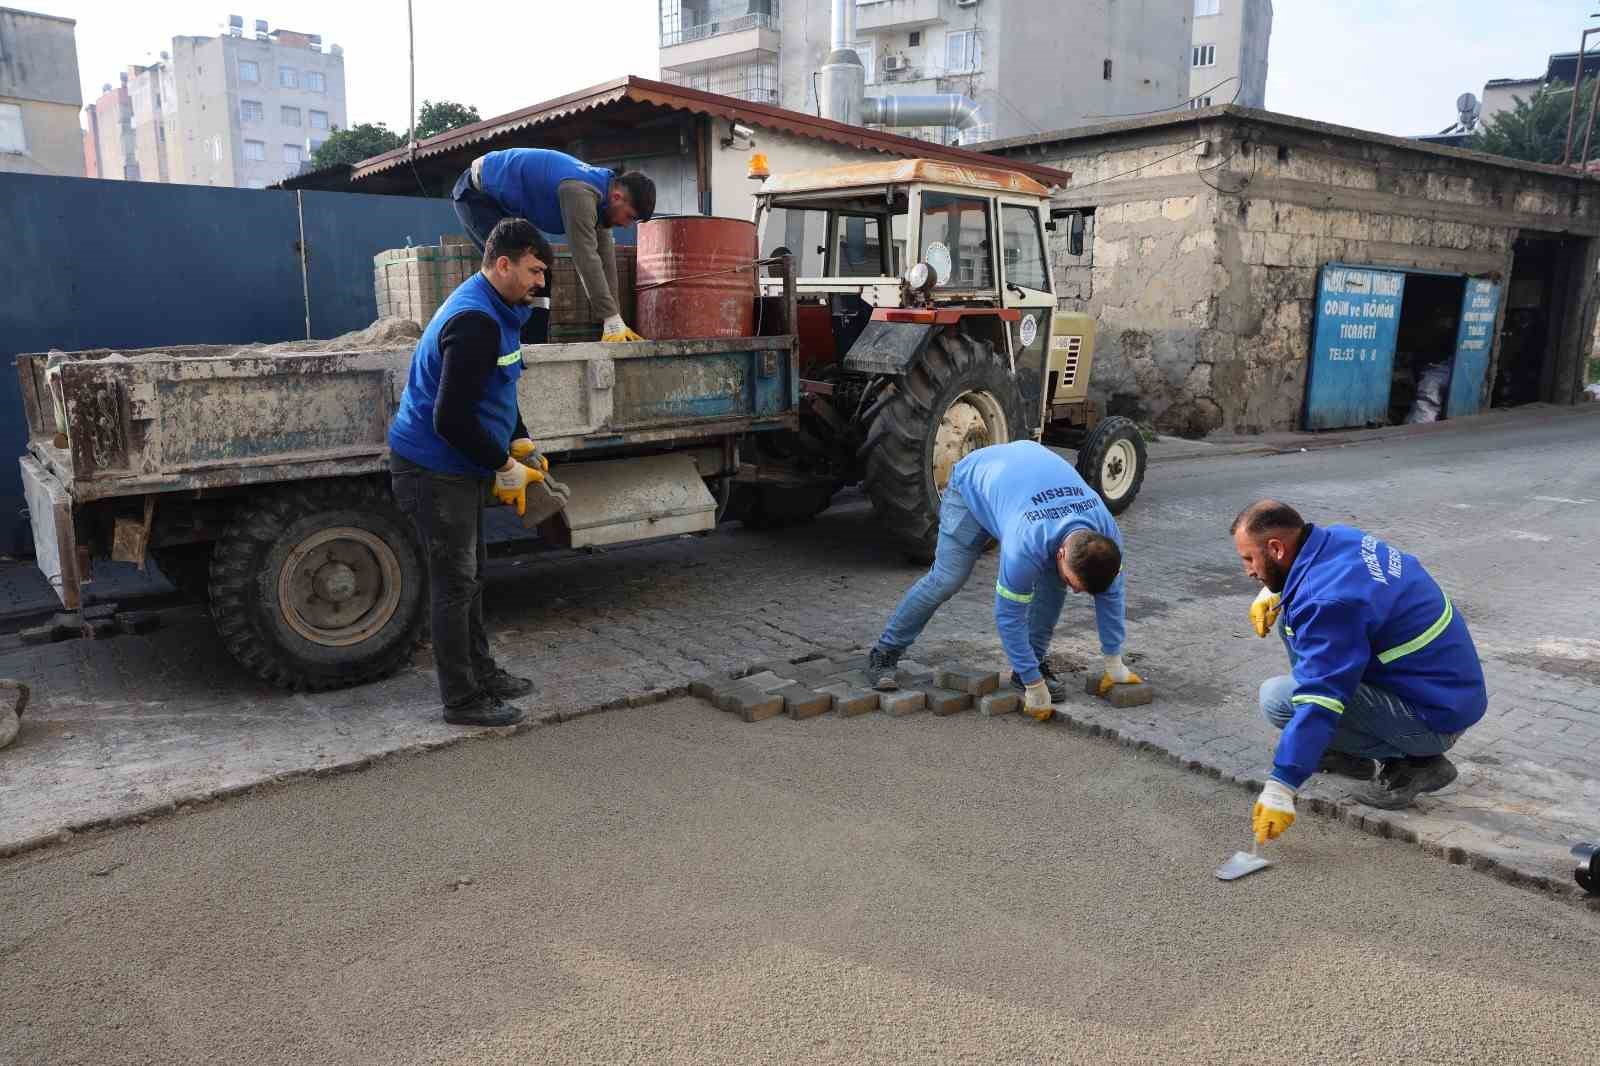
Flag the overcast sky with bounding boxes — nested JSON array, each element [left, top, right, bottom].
[[28, 0, 1600, 138]]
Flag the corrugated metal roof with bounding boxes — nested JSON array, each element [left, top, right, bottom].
[[350, 76, 1071, 188]]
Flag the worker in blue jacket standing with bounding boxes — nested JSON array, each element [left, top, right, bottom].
[[450, 147, 656, 345], [867, 441, 1145, 719], [389, 219, 562, 728], [1232, 500, 1487, 841]]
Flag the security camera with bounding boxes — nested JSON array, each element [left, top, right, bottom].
[[723, 122, 757, 149]]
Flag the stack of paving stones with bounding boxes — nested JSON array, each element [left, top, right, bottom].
[[690, 651, 1020, 723]]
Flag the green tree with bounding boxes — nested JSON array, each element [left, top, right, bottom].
[[309, 122, 405, 169], [1469, 81, 1596, 165], [414, 99, 481, 140]]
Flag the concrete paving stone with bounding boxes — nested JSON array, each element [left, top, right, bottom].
[[894, 661, 937, 687], [977, 691, 1019, 717], [739, 671, 792, 694], [937, 666, 1000, 697], [776, 684, 831, 720], [816, 683, 878, 717], [879, 690, 926, 717], [921, 688, 974, 716]]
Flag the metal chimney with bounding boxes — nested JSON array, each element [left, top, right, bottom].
[[819, 0, 991, 145]]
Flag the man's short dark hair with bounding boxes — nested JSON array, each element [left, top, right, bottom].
[[613, 171, 656, 221], [1064, 532, 1122, 595], [1230, 499, 1306, 538], [483, 218, 552, 269]]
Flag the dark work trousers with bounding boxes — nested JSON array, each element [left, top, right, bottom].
[[451, 167, 551, 345], [391, 456, 496, 709]]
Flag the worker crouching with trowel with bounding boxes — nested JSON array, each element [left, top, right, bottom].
[[389, 219, 570, 728], [867, 441, 1144, 719], [450, 146, 655, 345], [1232, 500, 1487, 845]]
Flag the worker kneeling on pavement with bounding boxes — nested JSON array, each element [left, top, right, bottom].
[[388, 219, 566, 728], [867, 441, 1142, 719], [450, 147, 655, 345], [1233, 500, 1487, 843]]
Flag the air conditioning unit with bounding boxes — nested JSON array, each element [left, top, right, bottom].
[[884, 55, 908, 73]]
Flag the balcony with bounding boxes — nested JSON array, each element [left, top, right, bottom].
[[661, 10, 778, 48], [856, 0, 943, 33], [659, 6, 780, 74]]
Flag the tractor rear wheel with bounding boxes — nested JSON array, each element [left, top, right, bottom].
[[863, 329, 1026, 562]]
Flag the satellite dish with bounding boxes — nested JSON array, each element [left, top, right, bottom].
[[1456, 91, 1479, 115]]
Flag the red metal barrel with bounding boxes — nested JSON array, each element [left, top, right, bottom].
[[635, 216, 757, 339]]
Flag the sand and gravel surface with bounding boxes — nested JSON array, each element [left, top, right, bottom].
[[3, 697, 1595, 1064]]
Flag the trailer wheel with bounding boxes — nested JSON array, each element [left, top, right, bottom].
[[863, 329, 1026, 561], [1075, 416, 1147, 515], [209, 479, 426, 691]]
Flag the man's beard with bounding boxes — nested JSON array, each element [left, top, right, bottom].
[[1260, 554, 1289, 594]]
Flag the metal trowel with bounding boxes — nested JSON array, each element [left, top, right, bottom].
[[1215, 840, 1273, 881]]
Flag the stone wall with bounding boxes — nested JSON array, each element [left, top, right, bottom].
[[993, 109, 1600, 434]]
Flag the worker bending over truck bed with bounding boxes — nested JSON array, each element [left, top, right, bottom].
[[1234, 500, 1488, 844], [867, 441, 1144, 719], [450, 147, 656, 345], [388, 219, 566, 728]]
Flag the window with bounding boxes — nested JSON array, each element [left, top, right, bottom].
[[282, 106, 302, 127], [238, 59, 259, 83], [309, 109, 328, 130], [278, 66, 298, 88], [306, 70, 326, 93], [0, 103, 25, 154], [919, 193, 993, 290], [908, 31, 920, 47], [283, 144, 302, 164], [945, 29, 980, 74], [852, 40, 876, 84], [1189, 96, 1213, 109], [762, 207, 828, 276], [240, 99, 264, 122], [1001, 205, 1049, 293], [1193, 44, 1215, 67], [834, 215, 889, 278], [243, 139, 265, 161], [1195, 0, 1220, 14]]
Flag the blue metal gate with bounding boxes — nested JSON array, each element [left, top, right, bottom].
[[1303, 263, 1408, 430], [1445, 279, 1502, 419]]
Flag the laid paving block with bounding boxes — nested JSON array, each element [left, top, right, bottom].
[[1083, 675, 1156, 708], [924, 687, 974, 716], [895, 661, 937, 687], [689, 677, 720, 701], [741, 671, 793, 694], [978, 691, 1019, 717], [880, 690, 926, 717], [938, 666, 1000, 697], [817, 683, 878, 717], [777, 684, 831, 720], [714, 681, 784, 722]]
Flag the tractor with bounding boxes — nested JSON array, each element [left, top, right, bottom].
[[740, 158, 1147, 558]]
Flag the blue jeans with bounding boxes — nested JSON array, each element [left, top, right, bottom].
[[450, 167, 550, 345], [1260, 625, 1460, 760], [876, 487, 1067, 677]]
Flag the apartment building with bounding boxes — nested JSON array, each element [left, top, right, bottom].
[[95, 16, 347, 188], [83, 76, 138, 180], [0, 6, 85, 177], [659, 0, 1193, 144], [1187, 0, 1270, 109]]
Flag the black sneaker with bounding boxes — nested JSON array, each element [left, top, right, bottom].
[[482, 668, 534, 700], [1351, 755, 1458, 809], [1010, 663, 1068, 702], [443, 693, 527, 728], [1317, 750, 1377, 780], [867, 647, 901, 691]]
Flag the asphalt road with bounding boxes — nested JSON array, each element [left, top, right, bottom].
[[3, 696, 1595, 1065]]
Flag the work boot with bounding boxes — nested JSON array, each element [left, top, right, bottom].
[[1317, 750, 1377, 780], [482, 668, 534, 700], [443, 693, 526, 728], [1351, 755, 1458, 810], [867, 647, 901, 692], [1010, 662, 1069, 703]]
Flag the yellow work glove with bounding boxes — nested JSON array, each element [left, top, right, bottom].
[[1250, 587, 1282, 638], [1023, 679, 1053, 722], [601, 315, 646, 343], [509, 437, 549, 472], [492, 459, 545, 517], [1252, 779, 1297, 845], [1095, 653, 1143, 697]]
